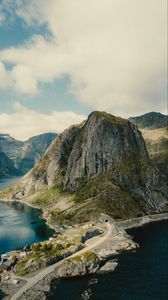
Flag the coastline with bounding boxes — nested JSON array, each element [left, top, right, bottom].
[[1, 197, 168, 233], [116, 212, 168, 230], [0, 197, 57, 233], [1, 197, 168, 300]]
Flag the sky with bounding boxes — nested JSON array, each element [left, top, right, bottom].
[[0, 0, 167, 140]]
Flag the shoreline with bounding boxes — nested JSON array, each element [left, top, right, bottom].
[[1, 197, 168, 233], [116, 212, 168, 230], [1, 198, 168, 300], [0, 198, 57, 233]]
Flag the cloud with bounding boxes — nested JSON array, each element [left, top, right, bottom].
[[0, 0, 167, 116], [0, 62, 10, 87], [0, 102, 85, 140], [0, 12, 5, 25]]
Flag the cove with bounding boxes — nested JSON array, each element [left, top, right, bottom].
[[0, 178, 54, 255]]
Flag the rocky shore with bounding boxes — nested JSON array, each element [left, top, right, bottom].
[[1, 198, 168, 300], [0, 218, 138, 300], [116, 212, 168, 229]]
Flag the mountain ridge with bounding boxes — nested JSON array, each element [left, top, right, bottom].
[[129, 111, 168, 129], [0, 151, 19, 178], [0, 132, 57, 176]]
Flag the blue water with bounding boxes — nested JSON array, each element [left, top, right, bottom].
[[0, 177, 21, 190], [49, 220, 168, 300], [0, 178, 54, 255]]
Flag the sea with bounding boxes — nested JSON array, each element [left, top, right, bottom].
[[49, 221, 168, 300], [0, 177, 54, 255], [0, 177, 168, 300]]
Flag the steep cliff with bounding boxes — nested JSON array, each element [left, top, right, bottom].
[[12, 111, 168, 220], [129, 112, 168, 179]]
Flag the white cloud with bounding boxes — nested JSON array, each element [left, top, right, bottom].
[[0, 102, 85, 140], [0, 0, 167, 116], [0, 62, 10, 87], [0, 12, 5, 25]]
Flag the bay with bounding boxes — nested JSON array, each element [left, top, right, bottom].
[[0, 177, 54, 255]]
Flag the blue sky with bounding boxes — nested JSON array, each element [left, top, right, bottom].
[[0, 0, 167, 139]]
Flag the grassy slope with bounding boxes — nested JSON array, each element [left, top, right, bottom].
[[141, 127, 168, 178]]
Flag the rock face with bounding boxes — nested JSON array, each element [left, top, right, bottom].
[[0, 151, 19, 178], [97, 260, 118, 273], [13, 252, 100, 300], [0, 133, 57, 176], [129, 112, 168, 180], [81, 229, 102, 244], [13, 111, 168, 218], [56, 252, 100, 278], [63, 112, 148, 191]]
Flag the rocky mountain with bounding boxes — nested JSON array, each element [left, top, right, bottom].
[[129, 112, 168, 179], [129, 112, 168, 129], [0, 133, 57, 175], [0, 150, 19, 178], [11, 111, 168, 221], [17, 133, 58, 174], [0, 134, 23, 166]]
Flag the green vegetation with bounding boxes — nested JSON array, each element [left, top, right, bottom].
[[71, 172, 146, 221], [33, 154, 49, 175], [66, 251, 98, 263], [92, 111, 126, 125], [32, 186, 62, 207], [47, 207, 73, 224], [15, 240, 68, 276], [30, 157, 149, 223], [0, 185, 14, 198], [15, 225, 101, 276], [151, 151, 168, 179], [49, 208, 61, 219]]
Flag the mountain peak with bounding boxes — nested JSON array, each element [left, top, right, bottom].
[[15, 110, 149, 194], [129, 112, 168, 129], [9, 110, 168, 220], [88, 111, 127, 125]]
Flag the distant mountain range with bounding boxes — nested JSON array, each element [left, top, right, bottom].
[[0, 151, 19, 177], [0, 133, 57, 178]]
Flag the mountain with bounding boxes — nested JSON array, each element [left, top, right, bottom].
[[129, 112, 168, 129], [17, 133, 58, 174], [0, 134, 23, 167], [0, 133, 57, 175], [129, 112, 168, 178], [0, 150, 19, 178], [10, 111, 168, 222]]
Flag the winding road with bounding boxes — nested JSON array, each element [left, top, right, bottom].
[[10, 222, 112, 300]]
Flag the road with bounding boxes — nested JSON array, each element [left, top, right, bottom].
[[10, 222, 112, 300]]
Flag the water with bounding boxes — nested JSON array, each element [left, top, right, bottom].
[[49, 220, 168, 300], [0, 177, 21, 190], [0, 179, 167, 299], [0, 178, 54, 255]]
